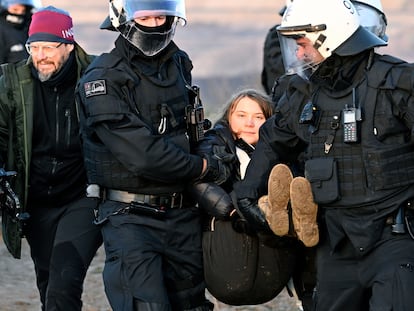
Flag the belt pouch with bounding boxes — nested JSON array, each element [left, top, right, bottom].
[[305, 157, 340, 204]]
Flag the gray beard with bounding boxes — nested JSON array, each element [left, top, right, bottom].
[[38, 72, 53, 82]]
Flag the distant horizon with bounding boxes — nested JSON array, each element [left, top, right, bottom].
[[37, 0, 414, 109], [41, 0, 414, 65]]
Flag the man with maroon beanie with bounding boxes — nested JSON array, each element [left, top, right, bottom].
[[0, 6, 102, 310]]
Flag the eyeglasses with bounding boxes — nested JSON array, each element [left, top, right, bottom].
[[25, 42, 64, 56]]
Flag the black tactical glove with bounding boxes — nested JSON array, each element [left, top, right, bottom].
[[190, 182, 233, 219], [230, 210, 256, 236], [199, 145, 234, 185], [237, 198, 271, 233]]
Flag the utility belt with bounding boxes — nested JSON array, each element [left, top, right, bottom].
[[106, 189, 185, 209], [101, 189, 188, 223]]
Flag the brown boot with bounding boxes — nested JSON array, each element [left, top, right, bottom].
[[290, 177, 319, 247], [258, 195, 270, 216], [264, 164, 293, 236]]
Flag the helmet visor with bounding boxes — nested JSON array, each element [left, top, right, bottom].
[[278, 33, 324, 80]]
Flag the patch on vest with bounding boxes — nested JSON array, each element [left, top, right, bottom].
[[84, 80, 106, 97]]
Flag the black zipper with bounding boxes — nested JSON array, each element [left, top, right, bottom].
[[65, 108, 71, 147], [55, 87, 60, 150]]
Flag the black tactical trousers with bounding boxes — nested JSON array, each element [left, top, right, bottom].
[[315, 225, 414, 311], [25, 197, 103, 311], [99, 200, 211, 311]]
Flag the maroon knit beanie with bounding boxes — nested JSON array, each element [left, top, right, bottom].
[[27, 6, 74, 43]]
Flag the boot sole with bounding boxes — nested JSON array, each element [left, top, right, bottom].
[[266, 164, 292, 236], [290, 177, 319, 247]]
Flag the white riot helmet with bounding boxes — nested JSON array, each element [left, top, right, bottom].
[[277, 0, 386, 79], [101, 0, 186, 56], [352, 0, 387, 41], [278, 0, 294, 17]]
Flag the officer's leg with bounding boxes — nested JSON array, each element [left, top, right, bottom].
[[45, 197, 103, 311], [100, 201, 171, 310], [366, 227, 414, 311], [25, 206, 61, 311], [315, 237, 367, 311], [133, 300, 171, 311], [292, 245, 317, 311], [133, 300, 213, 311], [164, 209, 213, 311]]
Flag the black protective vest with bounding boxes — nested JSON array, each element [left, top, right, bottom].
[[305, 55, 414, 208], [80, 51, 193, 194]]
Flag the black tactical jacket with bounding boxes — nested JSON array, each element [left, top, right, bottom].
[[77, 36, 203, 195]]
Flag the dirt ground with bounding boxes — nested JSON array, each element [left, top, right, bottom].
[[1, 0, 414, 310], [0, 235, 302, 311]]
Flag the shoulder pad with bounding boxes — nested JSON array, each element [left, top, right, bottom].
[[287, 75, 310, 95], [174, 50, 193, 73], [377, 54, 406, 66], [368, 54, 412, 90], [86, 52, 123, 72]]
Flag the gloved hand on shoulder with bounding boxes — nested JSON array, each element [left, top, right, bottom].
[[237, 197, 271, 233]]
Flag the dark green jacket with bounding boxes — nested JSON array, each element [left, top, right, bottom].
[[0, 43, 94, 211]]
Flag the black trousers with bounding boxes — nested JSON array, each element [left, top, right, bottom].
[[25, 196, 103, 311], [99, 200, 209, 311], [316, 225, 414, 311]]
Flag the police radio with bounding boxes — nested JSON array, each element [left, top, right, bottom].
[[186, 85, 211, 145], [343, 108, 359, 143], [343, 89, 362, 143]]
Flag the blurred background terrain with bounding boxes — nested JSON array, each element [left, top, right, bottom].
[[1, 0, 414, 310], [32, 0, 414, 120]]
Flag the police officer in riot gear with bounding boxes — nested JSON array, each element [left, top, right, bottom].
[[235, 0, 414, 309], [0, 0, 39, 65], [76, 0, 227, 310], [262, 0, 387, 103]]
